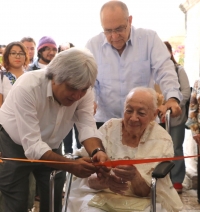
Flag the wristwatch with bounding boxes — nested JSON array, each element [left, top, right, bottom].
[[91, 148, 105, 157]]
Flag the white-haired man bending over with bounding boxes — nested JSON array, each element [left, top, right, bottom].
[[0, 48, 109, 212]]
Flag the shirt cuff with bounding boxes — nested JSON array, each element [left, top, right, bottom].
[[25, 141, 52, 160]]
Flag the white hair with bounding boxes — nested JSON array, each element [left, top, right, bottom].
[[125, 87, 157, 111], [46, 47, 97, 89]]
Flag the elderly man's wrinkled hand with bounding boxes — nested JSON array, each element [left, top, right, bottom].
[[96, 166, 111, 180], [112, 165, 139, 182], [165, 98, 182, 117], [107, 172, 128, 195]]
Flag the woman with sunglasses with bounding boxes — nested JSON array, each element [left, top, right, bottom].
[[0, 41, 29, 107]]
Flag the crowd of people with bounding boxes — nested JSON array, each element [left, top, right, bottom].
[[0, 1, 197, 212]]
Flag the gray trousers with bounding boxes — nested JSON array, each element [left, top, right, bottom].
[[170, 123, 186, 183], [0, 125, 66, 212], [0, 191, 3, 212]]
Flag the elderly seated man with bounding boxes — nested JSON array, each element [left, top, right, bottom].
[[67, 87, 183, 212]]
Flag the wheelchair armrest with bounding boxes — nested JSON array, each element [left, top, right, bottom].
[[152, 161, 174, 178]]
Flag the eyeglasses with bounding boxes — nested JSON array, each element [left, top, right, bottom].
[[45, 47, 57, 52], [103, 25, 127, 36], [9, 52, 25, 58]]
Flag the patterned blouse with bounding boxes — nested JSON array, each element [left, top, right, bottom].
[[0, 70, 23, 102], [185, 80, 200, 135], [4, 71, 17, 85]]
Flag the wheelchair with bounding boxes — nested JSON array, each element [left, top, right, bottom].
[[49, 110, 173, 212], [50, 158, 174, 212]]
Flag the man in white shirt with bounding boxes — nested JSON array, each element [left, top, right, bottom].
[[0, 48, 108, 212], [86, 1, 182, 128]]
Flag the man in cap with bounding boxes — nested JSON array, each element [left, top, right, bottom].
[[28, 36, 57, 71]]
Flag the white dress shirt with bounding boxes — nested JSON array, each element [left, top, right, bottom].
[[0, 69, 102, 159]]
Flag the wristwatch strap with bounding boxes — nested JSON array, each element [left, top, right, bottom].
[[91, 148, 105, 157]]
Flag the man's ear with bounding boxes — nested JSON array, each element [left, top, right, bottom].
[[129, 15, 132, 25]]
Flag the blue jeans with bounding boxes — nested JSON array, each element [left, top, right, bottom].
[[170, 123, 186, 184], [0, 126, 66, 212]]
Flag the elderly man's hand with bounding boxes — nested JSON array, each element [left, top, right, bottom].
[[88, 167, 128, 194], [111, 165, 150, 196], [165, 98, 182, 117], [112, 165, 139, 182], [107, 172, 128, 195]]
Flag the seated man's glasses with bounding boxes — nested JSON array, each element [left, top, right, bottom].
[[9, 52, 25, 58], [103, 25, 127, 36]]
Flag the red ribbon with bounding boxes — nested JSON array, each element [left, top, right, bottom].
[[0, 157, 71, 164], [94, 154, 200, 167], [0, 154, 199, 167]]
